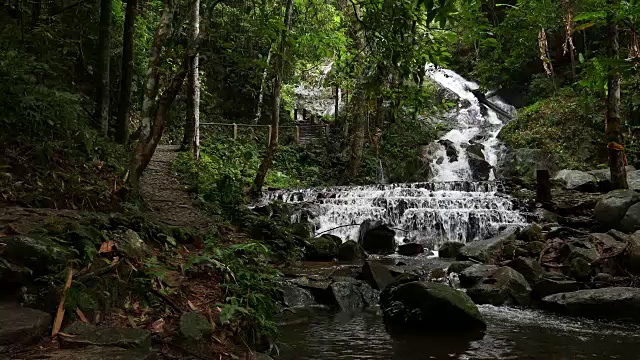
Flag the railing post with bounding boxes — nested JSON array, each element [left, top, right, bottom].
[[267, 125, 272, 145], [324, 124, 328, 137], [295, 126, 300, 144], [233, 123, 238, 139], [294, 108, 298, 122]]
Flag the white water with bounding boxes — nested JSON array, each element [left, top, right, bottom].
[[425, 64, 514, 181], [262, 67, 525, 247]]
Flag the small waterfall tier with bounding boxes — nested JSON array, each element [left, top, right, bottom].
[[261, 181, 526, 247]]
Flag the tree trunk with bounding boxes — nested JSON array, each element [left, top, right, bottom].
[[606, 0, 628, 189], [115, 0, 137, 144], [252, 0, 294, 195], [347, 90, 366, 179], [95, 0, 113, 137], [334, 85, 340, 123], [128, 0, 174, 190], [252, 44, 274, 125], [181, 0, 201, 158]]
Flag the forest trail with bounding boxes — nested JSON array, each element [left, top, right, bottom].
[[141, 145, 213, 231]]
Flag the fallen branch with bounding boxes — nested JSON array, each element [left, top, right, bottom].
[[76, 258, 120, 283], [52, 265, 74, 337], [151, 288, 184, 314]]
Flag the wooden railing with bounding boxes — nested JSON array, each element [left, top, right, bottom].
[[200, 122, 329, 144]]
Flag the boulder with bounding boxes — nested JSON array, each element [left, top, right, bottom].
[[526, 241, 546, 256], [0, 258, 32, 284], [507, 257, 544, 285], [595, 190, 640, 229], [495, 148, 555, 186], [447, 261, 475, 274], [623, 231, 640, 274], [468, 153, 492, 181], [357, 220, 383, 245], [532, 273, 579, 299], [438, 139, 458, 162], [337, 240, 366, 262], [465, 267, 532, 306], [330, 279, 378, 312], [33, 346, 154, 360], [305, 237, 338, 261], [620, 202, 640, 233], [587, 166, 636, 192], [0, 235, 71, 274], [458, 230, 517, 263], [569, 257, 592, 280], [380, 281, 486, 331], [119, 230, 152, 261], [361, 225, 396, 255], [552, 170, 597, 192], [179, 312, 212, 341], [517, 224, 543, 243], [362, 261, 394, 290], [467, 143, 485, 159], [397, 243, 425, 256], [61, 321, 151, 348], [288, 277, 332, 303], [320, 234, 343, 247], [439, 242, 465, 258], [568, 247, 598, 263], [0, 303, 51, 346], [459, 264, 498, 288], [542, 287, 640, 322], [534, 208, 558, 223], [279, 282, 316, 308]]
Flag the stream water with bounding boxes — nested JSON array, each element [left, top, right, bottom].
[[277, 305, 640, 360]]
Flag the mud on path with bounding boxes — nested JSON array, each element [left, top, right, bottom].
[[141, 145, 213, 232]]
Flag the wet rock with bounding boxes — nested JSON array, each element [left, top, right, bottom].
[[119, 230, 152, 261], [534, 208, 558, 223], [532, 273, 579, 299], [525, 241, 546, 257], [517, 224, 543, 243], [468, 153, 492, 181], [397, 243, 424, 256], [337, 240, 366, 262], [594, 190, 640, 229], [507, 257, 544, 285], [0, 235, 72, 274], [358, 220, 383, 245], [587, 166, 635, 192], [589, 233, 627, 259], [330, 279, 379, 312], [552, 170, 597, 192], [467, 143, 485, 159], [61, 321, 151, 348], [569, 257, 592, 280], [447, 261, 475, 274], [179, 312, 212, 341], [0, 303, 51, 346], [320, 234, 343, 247], [362, 261, 394, 290], [279, 282, 316, 308], [305, 237, 338, 261], [288, 277, 332, 304], [438, 139, 458, 162], [620, 202, 640, 233], [33, 346, 154, 360], [568, 247, 598, 263], [361, 225, 396, 255], [465, 267, 532, 306], [545, 227, 588, 241], [458, 230, 517, 263], [439, 241, 464, 258], [542, 287, 640, 322], [459, 264, 498, 288], [380, 281, 486, 331]]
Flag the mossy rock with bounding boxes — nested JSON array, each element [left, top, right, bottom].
[[180, 312, 212, 341], [305, 237, 338, 261], [0, 235, 72, 274]]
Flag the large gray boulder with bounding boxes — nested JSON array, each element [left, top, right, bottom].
[[588, 166, 636, 192], [61, 321, 151, 348], [330, 278, 378, 312], [507, 257, 544, 285], [179, 312, 212, 341], [362, 261, 394, 290], [465, 267, 532, 306], [439, 241, 465, 258], [532, 273, 580, 299], [0, 235, 72, 275], [459, 264, 498, 288], [542, 287, 640, 322], [337, 240, 366, 262], [468, 153, 492, 181], [552, 170, 597, 192], [361, 225, 396, 255], [0, 303, 51, 346], [279, 282, 316, 308], [620, 202, 640, 233], [458, 230, 517, 263], [305, 237, 338, 261], [595, 190, 640, 229], [380, 281, 486, 331]]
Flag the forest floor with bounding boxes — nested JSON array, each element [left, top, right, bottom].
[[141, 145, 213, 231]]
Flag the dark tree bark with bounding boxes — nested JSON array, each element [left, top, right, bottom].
[[252, 0, 294, 195], [606, 0, 628, 189], [95, 0, 113, 137], [334, 85, 340, 123], [252, 44, 273, 125], [115, 0, 138, 144], [181, 0, 201, 158]]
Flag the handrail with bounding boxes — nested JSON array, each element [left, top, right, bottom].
[[199, 122, 329, 144]]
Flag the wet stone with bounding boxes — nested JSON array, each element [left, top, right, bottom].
[[0, 303, 51, 346], [61, 321, 151, 349]]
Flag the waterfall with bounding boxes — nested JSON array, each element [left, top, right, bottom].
[[262, 68, 526, 248]]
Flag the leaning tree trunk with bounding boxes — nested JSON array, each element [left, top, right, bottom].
[[181, 0, 201, 158], [252, 0, 294, 195], [606, 0, 628, 189], [95, 0, 113, 137], [116, 0, 138, 144], [128, 0, 174, 191]]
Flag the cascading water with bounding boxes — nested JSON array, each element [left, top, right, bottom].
[[262, 67, 526, 248]]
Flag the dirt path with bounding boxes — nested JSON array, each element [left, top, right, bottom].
[[140, 145, 213, 231]]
